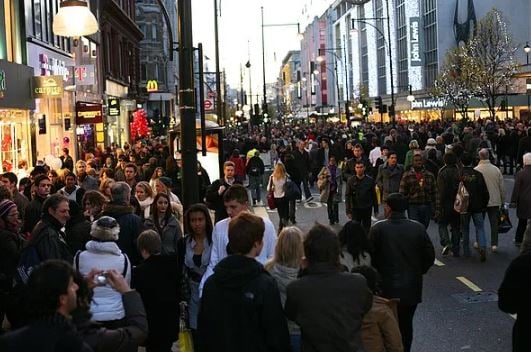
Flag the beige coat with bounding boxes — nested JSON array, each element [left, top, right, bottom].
[[475, 160, 504, 207], [361, 296, 404, 352]]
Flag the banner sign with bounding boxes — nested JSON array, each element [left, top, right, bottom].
[[409, 17, 422, 67], [32, 75, 64, 98], [107, 97, 120, 116]]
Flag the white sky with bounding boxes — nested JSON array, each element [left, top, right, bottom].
[[191, 0, 331, 94]]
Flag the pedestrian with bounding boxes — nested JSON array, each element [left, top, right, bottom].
[[0, 260, 91, 352], [436, 152, 462, 256], [369, 193, 435, 352], [283, 146, 301, 224], [460, 152, 490, 261], [338, 220, 372, 271], [264, 226, 304, 352], [317, 155, 342, 225], [268, 162, 290, 230], [345, 160, 378, 233], [81, 190, 107, 222], [198, 212, 291, 352], [350, 265, 404, 352], [285, 223, 372, 352], [134, 181, 154, 220], [22, 174, 51, 235], [144, 192, 182, 256], [60, 147, 74, 172], [76, 160, 98, 191], [65, 200, 91, 253], [510, 152, 531, 247], [376, 150, 404, 203], [178, 203, 213, 347], [293, 139, 313, 201], [228, 149, 246, 183], [133, 229, 180, 352], [205, 161, 241, 222], [199, 184, 276, 296], [58, 172, 85, 204], [246, 150, 265, 206], [404, 140, 421, 171], [1, 172, 29, 221]]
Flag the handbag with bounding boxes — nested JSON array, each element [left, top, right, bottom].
[[267, 177, 277, 209], [454, 180, 470, 214], [178, 302, 194, 352], [498, 205, 513, 233]]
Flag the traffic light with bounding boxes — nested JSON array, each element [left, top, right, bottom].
[[374, 96, 383, 111], [254, 103, 260, 117], [381, 104, 388, 114]]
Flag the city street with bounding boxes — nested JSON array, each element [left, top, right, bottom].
[[255, 175, 519, 352]]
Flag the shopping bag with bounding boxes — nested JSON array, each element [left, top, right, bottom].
[[178, 302, 194, 352], [454, 181, 470, 214], [267, 191, 276, 209], [498, 206, 513, 234]]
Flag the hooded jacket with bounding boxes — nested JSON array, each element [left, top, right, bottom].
[[102, 204, 144, 265], [198, 255, 290, 352]]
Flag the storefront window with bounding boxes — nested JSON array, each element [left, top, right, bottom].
[[0, 109, 31, 174]]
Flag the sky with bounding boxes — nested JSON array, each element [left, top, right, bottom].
[[191, 0, 330, 95]]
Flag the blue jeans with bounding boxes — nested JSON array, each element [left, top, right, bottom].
[[438, 215, 461, 253], [408, 204, 432, 228], [248, 175, 262, 203], [290, 334, 301, 352], [461, 212, 487, 256]]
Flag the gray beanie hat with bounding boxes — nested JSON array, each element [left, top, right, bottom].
[[90, 216, 120, 241]]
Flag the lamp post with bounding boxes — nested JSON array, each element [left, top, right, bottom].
[[317, 47, 350, 121], [525, 42, 531, 115], [261, 6, 302, 126], [352, 13, 395, 126]]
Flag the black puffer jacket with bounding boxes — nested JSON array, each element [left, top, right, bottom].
[[461, 166, 489, 213], [31, 214, 73, 263], [369, 212, 435, 305], [198, 255, 290, 352]]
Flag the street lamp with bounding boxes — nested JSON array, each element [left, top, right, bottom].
[[525, 42, 531, 65], [53, 0, 98, 37], [261, 6, 302, 126], [317, 47, 350, 121], [406, 85, 415, 102]]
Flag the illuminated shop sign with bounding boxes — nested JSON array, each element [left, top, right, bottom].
[[0, 69, 5, 98], [409, 17, 422, 67], [32, 75, 64, 98], [38, 53, 69, 80], [108, 97, 120, 116], [411, 98, 445, 109], [146, 80, 158, 92]]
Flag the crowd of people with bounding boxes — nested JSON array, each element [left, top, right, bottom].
[[0, 117, 529, 351]]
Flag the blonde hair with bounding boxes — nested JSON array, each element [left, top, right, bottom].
[[99, 178, 115, 196], [265, 226, 304, 270], [135, 181, 154, 198], [272, 162, 287, 180]]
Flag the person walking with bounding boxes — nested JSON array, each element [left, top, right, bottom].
[[376, 150, 404, 203], [144, 193, 183, 256], [293, 140, 312, 201], [317, 155, 342, 225], [268, 163, 290, 230], [246, 150, 265, 206], [510, 153, 531, 247], [205, 161, 241, 222], [345, 161, 378, 233], [369, 193, 435, 352]]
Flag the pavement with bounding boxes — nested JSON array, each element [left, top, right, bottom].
[[253, 175, 519, 352]]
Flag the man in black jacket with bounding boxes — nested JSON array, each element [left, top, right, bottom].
[[22, 174, 50, 235], [285, 223, 372, 352], [345, 161, 378, 233], [198, 212, 290, 352], [369, 193, 435, 352], [293, 140, 312, 201], [246, 151, 265, 206], [205, 161, 242, 222]]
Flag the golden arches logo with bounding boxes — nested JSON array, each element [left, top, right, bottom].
[[146, 80, 158, 92]]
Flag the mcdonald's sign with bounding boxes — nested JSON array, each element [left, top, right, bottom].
[[146, 80, 158, 92]]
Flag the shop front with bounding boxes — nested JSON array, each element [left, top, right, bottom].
[[106, 80, 136, 147], [0, 60, 35, 174], [75, 101, 104, 157], [27, 43, 75, 162]]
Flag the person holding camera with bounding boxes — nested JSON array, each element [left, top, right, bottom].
[[74, 216, 131, 328]]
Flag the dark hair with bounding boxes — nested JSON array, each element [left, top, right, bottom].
[[137, 229, 162, 255], [461, 152, 474, 166], [228, 212, 265, 255], [151, 192, 174, 234], [354, 160, 366, 167], [231, 149, 240, 157], [338, 221, 371, 262], [27, 260, 74, 319], [34, 174, 50, 187], [443, 152, 457, 166], [223, 184, 248, 204], [42, 194, 69, 213], [124, 163, 137, 172], [100, 167, 115, 179], [184, 203, 213, 244], [388, 150, 397, 158], [64, 172, 77, 181], [2, 172, 17, 185], [385, 193, 408, 212], [304, 223, 340, 266], [351, 265, 382, 295], [353, 143, 363, 150], [82, 190, 107, 208]]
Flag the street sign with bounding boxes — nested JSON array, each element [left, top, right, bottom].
[[204, 99, 213, 111]]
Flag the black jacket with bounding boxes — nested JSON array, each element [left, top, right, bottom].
[[22, 195, 46, 234], [205, 179, 242, 223], [461, 166, 489, 213], [0, 313, 92, 352], [292, 149, 310, 177], [132, 255, 180, 344], [65, 215, 92, 253], [436, 164, 461, 221], [102, 204, 144, 265], [0, 229, 23, 292], [369, 212, 435, 305], [345, 175, 378, 214], [198, 255, 290, 352], [246, 156, 265, 176], [74, 291, 148, 352], [498, 250, 531, 352], [31, 213, 73, 263], [284, 263, 372, 352]]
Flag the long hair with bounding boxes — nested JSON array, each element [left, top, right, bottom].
[[266, 226, 304, 270], [338, 220, 371, 261], [151, 167, 164, 180], [272, 162, 287, 180], [151, 192, 174, 234], [135, 181, 154, 199], [184, 203, 213, 244]]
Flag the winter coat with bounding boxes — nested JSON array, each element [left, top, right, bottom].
[[0, 313, 92, 352], [79, 173, 98, 191], [475, 160, 505, 207], [498, 250, 531, 352], [132, 254, 180, 346], [74, 241, 131, 322], [102, 204, 144, 265], [436, 165, 461, 221], [361, 296, 404, 352], [511, 166, 531, 219], [317, 166, 342, 203], [345, 175, 378, 214], [246, 156, 265, 177], [369, 212, 435, 305], [198, 255, 290, 352], [65, 215, 92, 253], [399, 168, 437, 206], [30, 213, 73, 263], [460, 166, 489, 213], [205, 178, 242, 222], [144, 215, 182, 256], [285, 263, 372, 352], [0, 229, 23, 292], [292, 149, 310, 178], [376, 163, 404, 202], [74, 291, 148, 352], [266, 263, 300, 335], [22, 195, 46, 234]]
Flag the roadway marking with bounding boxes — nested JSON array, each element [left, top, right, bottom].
[[253, 206, 271, 220], [456, 276, 482, 292], [434, 259, 445, 266]]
